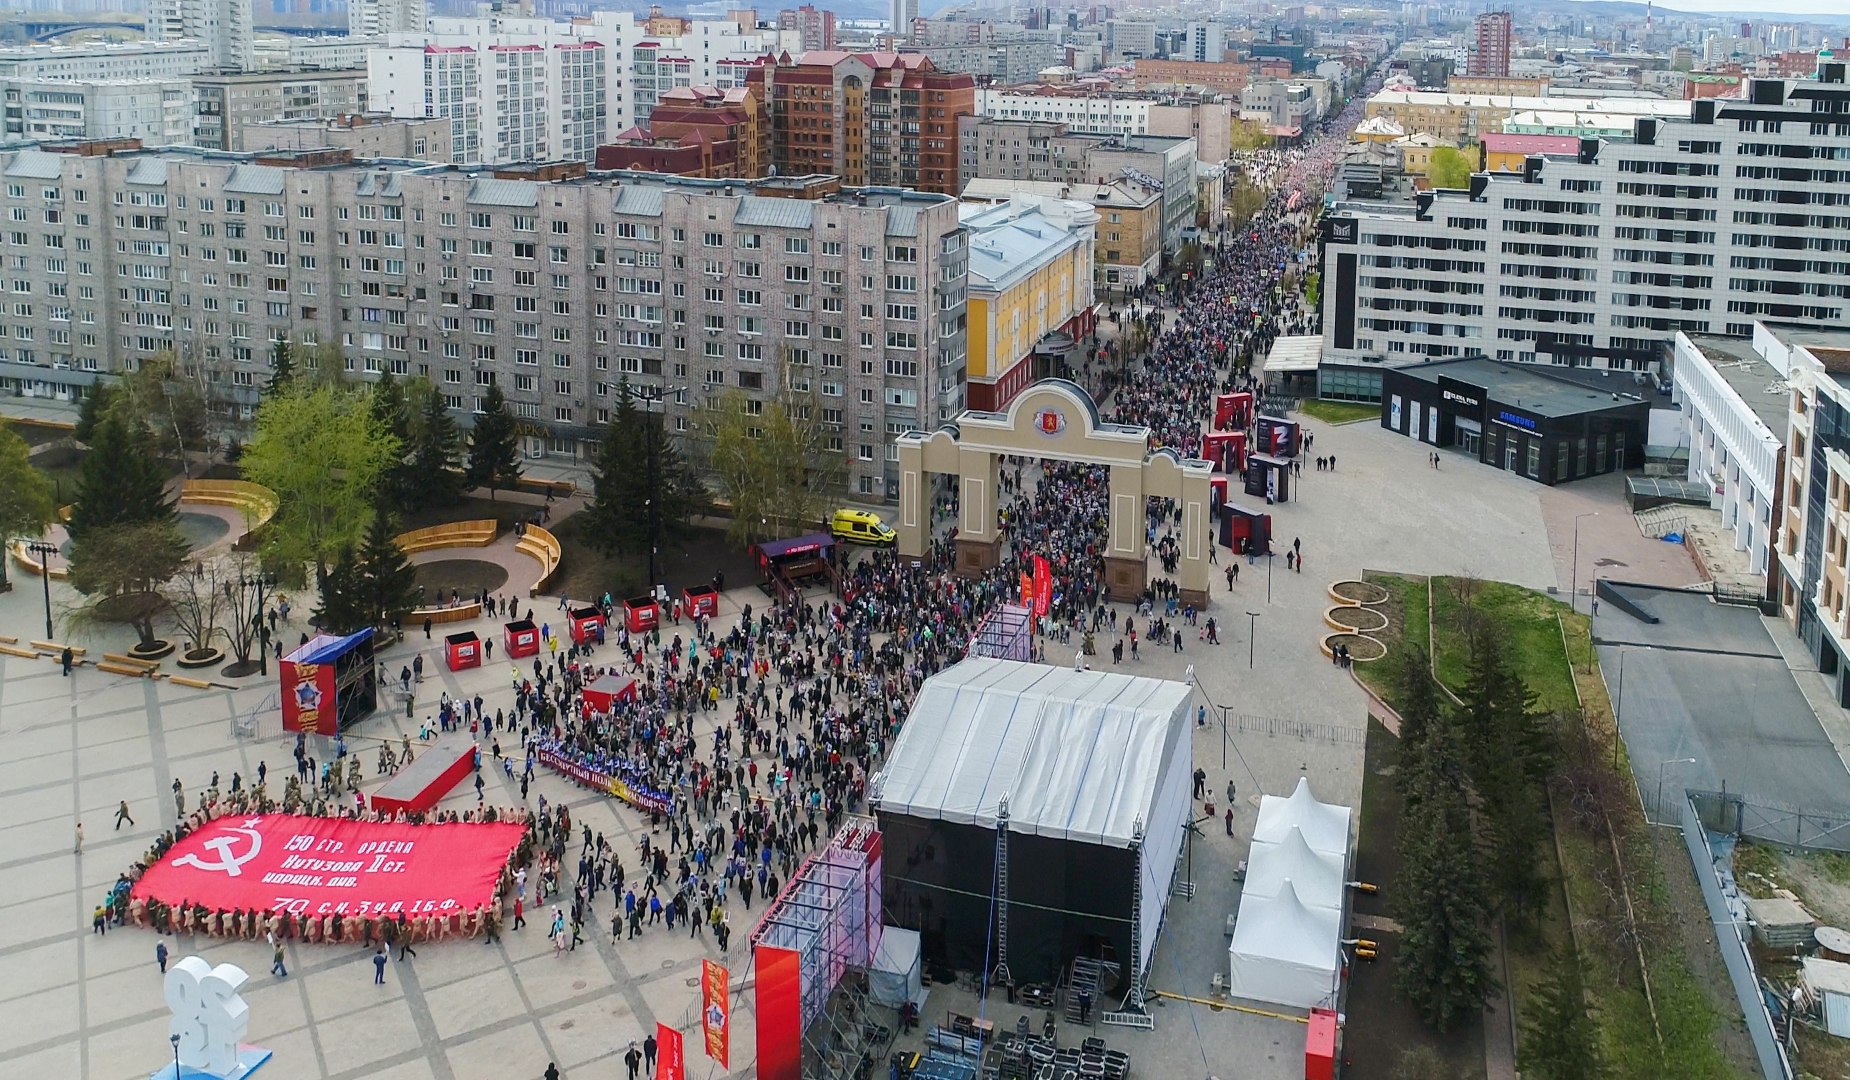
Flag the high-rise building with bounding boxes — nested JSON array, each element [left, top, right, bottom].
[[0, 145, 968, 494], [0, 78, 193, 144], [1470, 11, 1512, 78], [191, 68, 367, 151], [1186, 22, 1222, 64], [890, 0, 917, 42], [349, 0, 426, 38], [751, 51, 974, 195], [145, 0, 254, 73], [778, 5, 837, 52]]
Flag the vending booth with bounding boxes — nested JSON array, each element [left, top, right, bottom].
[[1244, 454, 1292, 504], [1256, 414, 1301, 458], [582, 672, 639, 715], [1202, 430, 1246, 474], [682, 584, 719, 619], [1219, 502, 1273, 556], [280, 630, 377, 736], [1210, 476, 1229, 507], [504, 619, 540, 659], [1214, 392, 1254, 431], [444, 630, 482, 672], [624, 596, 660, 634], [568, 605, 605, 646]]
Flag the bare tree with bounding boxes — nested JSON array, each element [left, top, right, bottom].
[[162, 559, 227, 660], [219, 552, 265, 674]]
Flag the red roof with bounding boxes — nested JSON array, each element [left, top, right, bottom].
[[1481, 132, 1581, 156]]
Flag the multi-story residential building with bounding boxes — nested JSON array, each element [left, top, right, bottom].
[[974, 88, 1154, 136], [1768, 319, 1850, 701], [1240, 80, 1315, 131], [289, 37, 381, 72], [959, 195, 1096, 410], [192, 69, 368, 152], [1363, 89, 1688, 145], [751, 51, 974, 195], [369, 14, 794, 165], [956, 115, 1100, 190], [890, 0, 917, 43], [1105, 21, 1155, 64], [1321, 72, 1850, 374], [593, 85, 767, 179], [1088, 134, 1194, 253], [350, 0, 425, 38], [916, 41, 1066, 86], [240, 114, 454, 162], [145, 0, 253, 73], [0, 144, 965, 499], [1669, 330, 1787, 583], [1148, 100, 1230, 164], [961, 175, 1162, 291], [1127, 59, 1251, 96], [0, 40, 212, 82], [1186, 22, 1222, 64], [1469, 11, 1512, 79], [0, 79, 193, 145], [778, 6, 837, 52]]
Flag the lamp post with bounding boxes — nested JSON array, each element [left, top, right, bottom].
[[236, 571, 278, 676], [1246, 611, 1260, 669], [170, 1032, 181, 1080], [26, 540, 55, 639], [1571, 511, 1598, 614], [1266, 550, 1274, 604], [1614, 647, 1626, 769], [636, 384, 687, 593], [1656, 758, 1696, 825]]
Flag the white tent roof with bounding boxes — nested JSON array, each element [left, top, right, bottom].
[[873, 657, 1193, 848], [1228, 880, 1343, 1009], [1244, 825, 1345, 911], [1253, 778, 1352, 860]]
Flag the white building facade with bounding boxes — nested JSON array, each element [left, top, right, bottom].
[[145, 0, 253, 73], [0, 40, 212, 82], [1671, 331, 1785, 575], [1, 78, 193, 145], [973, 88, 1153, 137]]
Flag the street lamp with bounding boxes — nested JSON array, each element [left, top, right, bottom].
[[635, 384, 687, 592], [1656, 758, 1696, 825], [169, 1033, 181, 1080], [26, 540, 56, 639], [238, 571, 279, 676], [1571, 511, 1598, 615], [1246, 611, 1260, 669], [1266, 550, 1274, 604]]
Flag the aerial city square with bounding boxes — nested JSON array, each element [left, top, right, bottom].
[[0, 0, 1847, 1078]]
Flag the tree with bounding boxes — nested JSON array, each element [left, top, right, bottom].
[[590, 380, 707, 561], [0, 421, 55, 589], [466, 384, 524, 500], [74, 382, 115, 444], [406, 379, 463, 509], [67, 411, 174, 540], [1457, 625, 1555, 922], [1428, 146, 1473, 190], [1517, 946, 1605, 1080], [1228, 177, 1267, 224], [1393, 708, 1497, 1030], [1229, 119, 1273, 152], [356, 508, 419, 631], [265, 340, 297, 399], [701, 386, 833, 545], [240, 383, 399, 585], [66, 520, 189, 649], [218, 552, 265, 672], [370, 372, 415, 507], [311, 543, 368, 634], [163, 560, 228, 658]]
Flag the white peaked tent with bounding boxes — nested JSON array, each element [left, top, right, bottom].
[[1244, 825, 1345, 911], [1253, 777, 1351, 860], [1227, 879, 1344, 1009]]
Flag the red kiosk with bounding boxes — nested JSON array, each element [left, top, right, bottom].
[[1215, 392, 1254, 431], [624, 596, 660, 633], [1209, 476, 1229, 506], [504, 619, 540, 659], [568, 605, 606, 645], [1219, 502, 1273, 556], [444, 631, 482, 672], [683, 584, 719, 619], [1202, 430, 1246, 474], [582, 672, 639, 715], [1305, 1008, 1338, 1080]]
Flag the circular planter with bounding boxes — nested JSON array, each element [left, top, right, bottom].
[[221, 659, 263, 679], [1320, 632, 1387, 662], [128, 639, 175, 661], [1324, 606, 1389, 634], [176, 647, 224, 670], [1329, 579, 1390, 606]]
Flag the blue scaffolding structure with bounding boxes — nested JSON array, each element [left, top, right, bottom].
[[970, 603, 1034, 662]]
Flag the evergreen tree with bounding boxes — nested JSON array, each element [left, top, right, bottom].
[[588, 379, 706, 558], [370, 372, 414, 506], [407, 380, 463, 508], [357, 508, 419, 631], [466, 384, 524, 500], [312, 544, 367, 634], [67, 412, 174, 540], [1457, 625, 1555, 922], [265, 340, 297, 399], [1393, 710, 1497, 1031], [74, 382, 115, 444], [1517, 946, 1605, 1080], [1393, 644, 1443, 751]]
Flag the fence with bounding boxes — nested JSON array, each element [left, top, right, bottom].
[[1685, 788, 1850, 853], [1710, 580, 1775, 614], [1219, 709, 1365, 747]]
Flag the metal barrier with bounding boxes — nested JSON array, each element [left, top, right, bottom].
[[1228, 712, 1365, 747], [1686, 788, 1850, 853]]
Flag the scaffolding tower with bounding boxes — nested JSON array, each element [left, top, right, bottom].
[[970, 603, 1034, 662]]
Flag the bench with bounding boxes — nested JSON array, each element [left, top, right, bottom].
[[179, 480, 279, 542], [97, 661, 154, 678], [30, 640, 84, 656], [102, 653, 162, 672], [516, 525, 562, 597], [409, 601, 484, 626], [394, 519, 499, 555]]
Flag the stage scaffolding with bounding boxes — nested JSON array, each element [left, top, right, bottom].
[[970, 603, 1034, 662]]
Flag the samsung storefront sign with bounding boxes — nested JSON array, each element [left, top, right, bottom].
[[1496, 410, 1538, 431]]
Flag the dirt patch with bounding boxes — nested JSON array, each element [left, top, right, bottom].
[[1326, 633, 1387, 661], [1651, 827, 1763, 1079], [413, 559, 509, 600], [1777, 847, 1850, 930], [1794, 1018, 1850, 1080], [1328, 606, 1389, 633], [1333, 579, 1390, 605]]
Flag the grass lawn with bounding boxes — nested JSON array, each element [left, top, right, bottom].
[[395, 495, 539, 536], [1356, 571, 1429, 701], [1297, 399, 1380, 425]]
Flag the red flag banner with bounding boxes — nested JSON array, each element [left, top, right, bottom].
[[130, 814, 524, 920], [1033, 555, 1052, 618], [1020, 572, 1033, 609], [702, 958, 730, 1067], [657, 1023, 684, 1080]]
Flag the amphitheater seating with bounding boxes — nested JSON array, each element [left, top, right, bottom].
[[179, 480, 279, 538], [10, 539, 68, 580], [516, 525, 561, 597], [393, 520, 499, 555]]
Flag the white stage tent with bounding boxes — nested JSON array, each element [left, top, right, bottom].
[[1228, 778, 1354, 1010], [873, 657, 1194, 986]]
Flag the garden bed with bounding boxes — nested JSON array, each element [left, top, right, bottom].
[[1325, 605, 1389, 633], [1321, 632, 1386, 661], [1331, 579, 1390, 606]]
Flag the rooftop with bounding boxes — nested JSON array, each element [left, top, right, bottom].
[[960, 175, 1159, 209], [1263, 334, 1323, 374], [1683, 333, 1790, 435], [960, 196, 1093, 293], [1395, 356, 1651, 419]]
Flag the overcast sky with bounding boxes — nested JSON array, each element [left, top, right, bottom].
[[1567, 0, 1850, 19]]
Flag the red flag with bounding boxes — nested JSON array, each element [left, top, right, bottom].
[[1020, 571, 1034, 609], [657, 1023, 685, 1080], [701, 958, 730, 1068], [1033, 555, 1052, 618]]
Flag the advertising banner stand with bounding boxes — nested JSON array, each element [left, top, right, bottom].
[[504, 619, 540, 659], [444, 631, 482, 672], [624, 596, 659, 634]]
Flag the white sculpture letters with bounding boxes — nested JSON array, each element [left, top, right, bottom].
[[164, 956, 251, 1078]]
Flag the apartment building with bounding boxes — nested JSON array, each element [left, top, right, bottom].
[[1469, 11, 1512, 79], [192, 69, 367, 151], [1670, 330, 1786, 581], [961, 175, 1162, 290], [1186, 23, 1222, 65], [593, 85, 766, 179], [778, 6, 836, 52], [956, 115, 1099, 190], [1, 79, 193, 145], [349, 0, 425, 38], [917, 41, 1065, 86], [751, 51, 974, 195], [1088, 134, 1195, 253], [1768, 320, 1850, 703], [1321, 73, 1850, 374], [974, 87, 1154, 137], [0, 40, 211, 82], [0, 145, 966, 498], [1363, 88, 1688, 145], [240, 114, 454, 162], [145, 0, 253, 73], [1127, 59, 1251, 96]]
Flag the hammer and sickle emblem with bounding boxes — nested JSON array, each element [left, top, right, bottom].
[[174, 827, 263, 877]]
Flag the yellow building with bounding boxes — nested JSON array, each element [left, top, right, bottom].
[[960, 195, 1099, 411], [960, 175, 1162, 294]]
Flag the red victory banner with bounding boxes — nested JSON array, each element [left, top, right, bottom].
[[1033, 555, 1052, 618], [701, 958, 730, 1068], [131, 814, 524, 919], [657, 1022, 685, 1080]]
